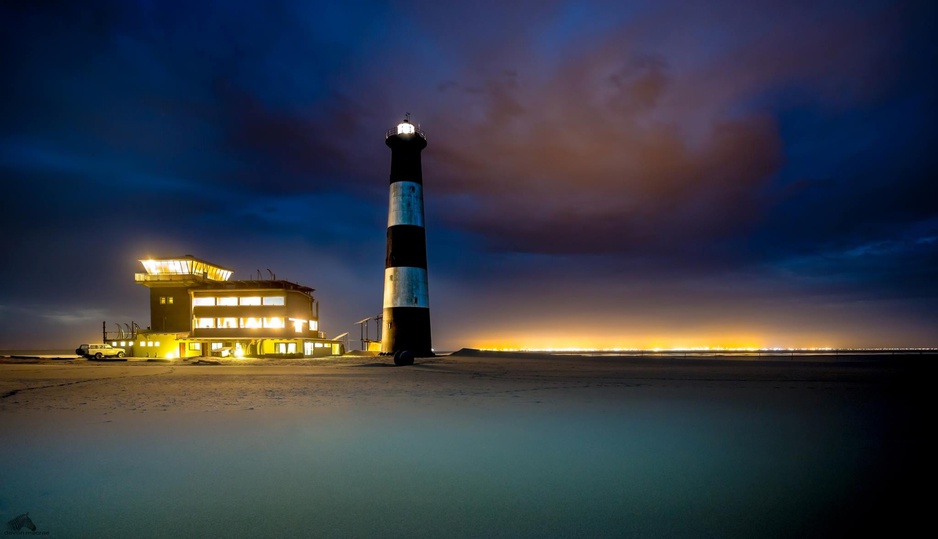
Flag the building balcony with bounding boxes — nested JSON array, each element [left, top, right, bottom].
[[135, 273, 207, 287]]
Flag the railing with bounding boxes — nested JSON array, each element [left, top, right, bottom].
[[385, 126, 427, 140], [135, 273, 205, 282]]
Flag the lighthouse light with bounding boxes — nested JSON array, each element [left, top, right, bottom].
[[397, 122, 415, 135]]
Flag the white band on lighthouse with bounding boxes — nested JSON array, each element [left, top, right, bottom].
[[383, 267, 430, 309], [387, 181, 425, 227]]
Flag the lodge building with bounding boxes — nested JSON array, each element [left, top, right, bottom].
[[131, 255, 344, 358]]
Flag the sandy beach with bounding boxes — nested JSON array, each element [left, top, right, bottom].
[[1, 351, 929, 537]]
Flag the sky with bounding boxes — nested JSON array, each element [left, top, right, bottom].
[[1, 0, 937, 350]]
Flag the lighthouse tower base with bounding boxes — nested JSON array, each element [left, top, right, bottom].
[[381, 308, 433, 365]]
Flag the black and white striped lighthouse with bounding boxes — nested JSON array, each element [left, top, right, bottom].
[[382, 115, 432, 365]]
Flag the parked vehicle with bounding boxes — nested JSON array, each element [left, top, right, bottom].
[[75, 343, 126, 359]]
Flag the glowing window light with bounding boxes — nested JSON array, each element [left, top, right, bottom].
[[239, 296, 261, 306], [112, 342, 117, 347], [290, 318, 306, 333], [264, 317, 284, 329], [139, 341, 146, 347], [397, 122, 415, 135], [241, 317, 261, 329], [193, 297, 215, 306], [309, 320, 319, 331], [141, 260, 160, 274], [263, 296, 285, 306], [196, 318, 215, 328], [119, 341, 126, 347], [219, 317, 237, 328], [217, 297, 238, 306], [154, 341, 160, 346]]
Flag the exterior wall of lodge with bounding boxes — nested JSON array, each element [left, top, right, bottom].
[[149, 288, 191, 332], [134, 256, 344, 358]]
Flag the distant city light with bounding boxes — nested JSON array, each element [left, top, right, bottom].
[[477, 345, 937, 353]]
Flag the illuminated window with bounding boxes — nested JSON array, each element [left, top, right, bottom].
[[314, 342, 324, 348], [168, 297, 174, 305], [262, 296, 285, 306], [263, 317, 284, 329], [193, 297, 215, 307], [288, 342, 296, 353], [217, 297, 238, 306], [112, 342, 117, 346], [141, 259, 232, 281], [139, 341, 146, 347], [211, 342, 223, 351], [120, 342, 126, 347], [292, 319, 306, 333], [195, 318, 215, 328], [219, 317, 237, 328], [154, 341, 160, 346], [240, 297, 261, 306], [188, 343, 202, 351], [240, 317, 261, 329], [309, 320, 319, 331], [160, 297, 166, 305]]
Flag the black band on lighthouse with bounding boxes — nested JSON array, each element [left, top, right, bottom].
[[386, 225, 427, 268], [387, 134, 426, 184], [382, 308, 432, 355]]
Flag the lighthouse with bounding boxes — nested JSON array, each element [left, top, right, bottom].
[[381, 115, 432, 365]]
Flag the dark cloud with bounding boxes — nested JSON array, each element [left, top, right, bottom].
[[425, 69, 783, 259]]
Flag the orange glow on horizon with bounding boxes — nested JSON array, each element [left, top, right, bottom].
[[465, 333, 837, 352]]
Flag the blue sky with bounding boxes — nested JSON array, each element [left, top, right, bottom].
[[2, 0, 936, 349]]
